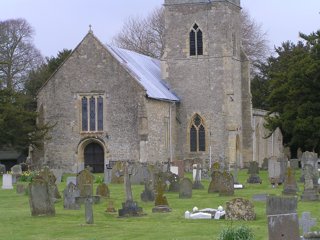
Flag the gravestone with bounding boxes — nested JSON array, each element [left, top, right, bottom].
[[104, 164, 112, 184], [290, 159, 299, 170], [76, 168, 94, 197], [301, 151, 318, 169], [225, 198, 255, 221], [105, 200, 116, 213], [266, 195, 299, 240], [172, 160, 184, 178], [247, 161, 262, 184], [140, 179, 155, 202], [152, 173, 171, 213], [75, 184, 97, 224], [192, 164, 201, 181], [29, 178, 55, 216], [208, 166, 222, 193], [170, 166, 179, 176], [11, 164, 22, 183], [51, 169, 63, 184], [219, 171, 234, 196], [192, 164, 204, 189], [16, 183, 27, 194], [261, 158, 268, 170], [111, 162, 124, 184], [0, 163, 6, 174], [38, 167, 61, 201], [179, 178, 192, 199], [268, 157, 281, 185], [168, 172, 180, 192], [282, 167, 298, 195], [300, 212, 316, 236], [2, 174, 13, 189], [66, 176, 76, 186], [129, 162, 149, 185], [301, 164, 319, 201], [118, 162, 144, 217], [63, 182, 80, 210], [96, 183, 110, 198]]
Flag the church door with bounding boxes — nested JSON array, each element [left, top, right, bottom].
[[84, 142, 104, 173]]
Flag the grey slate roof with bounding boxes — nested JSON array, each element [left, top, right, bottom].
[[106, 45, 179, 102]]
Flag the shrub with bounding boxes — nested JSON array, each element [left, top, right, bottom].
[[217, 225, 254, 240], [19, 171, 39, 182]]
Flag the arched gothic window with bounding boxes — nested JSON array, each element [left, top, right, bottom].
[[190, 114, 206, 152], [190, 24, 203, 56], [81, 95, 104, 132]]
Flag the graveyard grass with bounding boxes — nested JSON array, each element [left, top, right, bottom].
[[0, 170, 319, 240]]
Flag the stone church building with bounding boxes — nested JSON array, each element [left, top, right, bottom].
[[33, 0, 282, 173]]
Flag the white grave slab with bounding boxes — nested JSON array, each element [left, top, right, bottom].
[[2, 174, 13, 189], [170, 166, 179, 175]]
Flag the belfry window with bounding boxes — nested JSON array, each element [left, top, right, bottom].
[[81, 95, 104, 132], [190, 114, 206, 152], [190, 24, 203, 56]]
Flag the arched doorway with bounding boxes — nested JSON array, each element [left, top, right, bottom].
[[84, 142, 104, 173]]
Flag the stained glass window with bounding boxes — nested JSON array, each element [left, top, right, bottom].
[[190, 114, 205, 152], [89, 97, 96, 131], [82, 97, 88, 131], [190, 30, 196, 56], [97, 96, 103, 131], [190, 126, 197, 152], [190, 24, 203, 56], [197, 30, 203, 55]]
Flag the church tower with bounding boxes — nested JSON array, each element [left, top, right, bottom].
[[162, 0, 252, 168]]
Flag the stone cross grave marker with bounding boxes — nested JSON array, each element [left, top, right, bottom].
[[75, 184, 97, 224], [299, 212, 316, 236], [29, 177, 55, 216], [2, 174, 13, 189], [153, 172, 171, 213], [63, 182, 80, 210]]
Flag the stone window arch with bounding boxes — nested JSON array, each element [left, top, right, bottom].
[[189, 23, 203, 56], [80, 94, 104, 132], [190, 114, 206, 152]]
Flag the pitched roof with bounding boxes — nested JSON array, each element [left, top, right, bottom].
[[106, 45, 179, 102]]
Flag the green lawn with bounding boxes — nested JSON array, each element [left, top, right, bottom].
[[0, 170, 319, 240]]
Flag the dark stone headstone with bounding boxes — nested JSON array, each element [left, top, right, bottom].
[[282, 167, 298, 195], [268, 213, 300, 240], [225, 198, 255, 221], [219, 171, 234, 196], [0, 163, 6, 174], [16, 183, 27, 194], [261, 158, 268, 170], [301, 164, 319, 201], [208, 170, 222, 193], [168, 173, 180, 192], [179, 178, 192, 199], [96, 183, 110, 198], [28, 178, 55, 216], [140, 180, 155, 202], [266, 196, 297, 215], [247, 161, 262, 184], [63, 182, 80, 210]]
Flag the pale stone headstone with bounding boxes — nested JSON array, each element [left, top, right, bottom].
[[2, 174, 13, 189], [76, 168, 94, 197], [219, 171, 234, 196], [170, 166, 179, 176], [11, 164, 22, 184], [29, 178, 55, 216], [268, 213, 300, 240], [51, 169, 63, 184], [268, 157, 281, 184], [282, 167, 298, 195], [63, 182, 80, 210], [75, 185, 96, 224], [192, 164, 201, 181], [225, 198, 255, 221], [130, 163, 149, 185], [192, 164, 204, 189], [172, 160, 184, 178], [104, 165, 112, 184], [300, 212, 316, 236], [266, 196, 297, 215], [179, 178, 192, 199]]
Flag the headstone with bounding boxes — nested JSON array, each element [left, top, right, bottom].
[[268, 213, 300, 240], [300, 212, 316, 236], [140, 179, 155, 202], [16, 183, 27, 194], [66, 176, 77, 186], [282, 167, 298, 195], [225, 198, 255, 221], [290, 159, 299, 170], [168, 172, 180, 192], [2, 174, 13, 189], [130, 163, 149, 185], [266, 196, 297, 215], [170, 166, 179, 176], [76, 168, 94, 197], [261, 158, 268, 170], [208, 170, 222, 193], [152, 173, 171, 213], [38, 167, 61, 201], [28, 178, 55, 216], [219, 171, 234, 196], [268, 157, 281, 185], [111, 162, 124, 184], [75, 185, 95, 224], [96, 183, 110, 198], [301, 151, 318, 169], [0, 164, 6, 174], [192, 164, 204, 189], [301, 164, 319, 201], [63, 182, 80, 210], [247, 161, 262, 184], [179, 178, 192, 199], [172, 160, 184, 178], [192, 164, 201, 181], [105, 200, 116, 213], [11, 164, 22, 184], [104, 164, 112, 184]]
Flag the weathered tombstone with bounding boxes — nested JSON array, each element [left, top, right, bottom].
[[192, 164, 201, 181], [11, 164, 22, 183], [16, 183, 27, 194], [105, 200, 116, 213], [28, 178, 55, 216], [192, 164, 204, 189], [301, 164, 319, 201], [130, 163, 149, 185], [168, 172, 180, 192], [51, 169, 63, 184], [300, 212, 316, 236], [2, 174, 13, 189], [96, 183, 110, 198], [104, 164, 112, 184], [140, 179, 155, 202], [219, 171, 234, 196], [38, 167, 61, 201], [247, 161, 262, 184], [208, 162, 222, 193], [266, 195, 299, 240], [118, 162, 144, 217], [63, 182, 80, 210], [225, 198, 255, 220], [111, 162, 124, 184], [76, 168, 94, 197], [179, 178, 192, 199], [152, 172, 171, 213], [261, 158, 268, 170], [170, 166, 179, 176], [75, 184, 96, 224], [268, 157, 281, 185], [172, 160, 184, 178], [0, 164, 6, 174], [290, 159, 299, 170], [300, 152, 319, 184], [66, 176, 77, 186], [282, 167, 298, 195], [301, 151, 318, 169]]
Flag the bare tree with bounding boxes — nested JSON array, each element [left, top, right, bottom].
[[112, 7, 270, 75], [0, 18, 43, 90]]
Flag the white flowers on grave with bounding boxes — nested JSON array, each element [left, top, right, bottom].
[[184, 206, 225, 220]]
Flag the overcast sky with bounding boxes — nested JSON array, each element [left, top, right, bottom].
[[1, 0, 319, 57]]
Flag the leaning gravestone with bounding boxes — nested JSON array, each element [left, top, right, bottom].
[[179, 178, 192, 199], [63, 182, 80, 210], [76, 168, 94, 197], [247, 161, 262, 184], [282, 167, 298, 195], [225, 198, 255, 220], [0, 163, 6, 174], [219, 171, 234, 196], [29, 177, 55, 216], [2, 174, 13, 189], [266, 196, 299, 240]]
